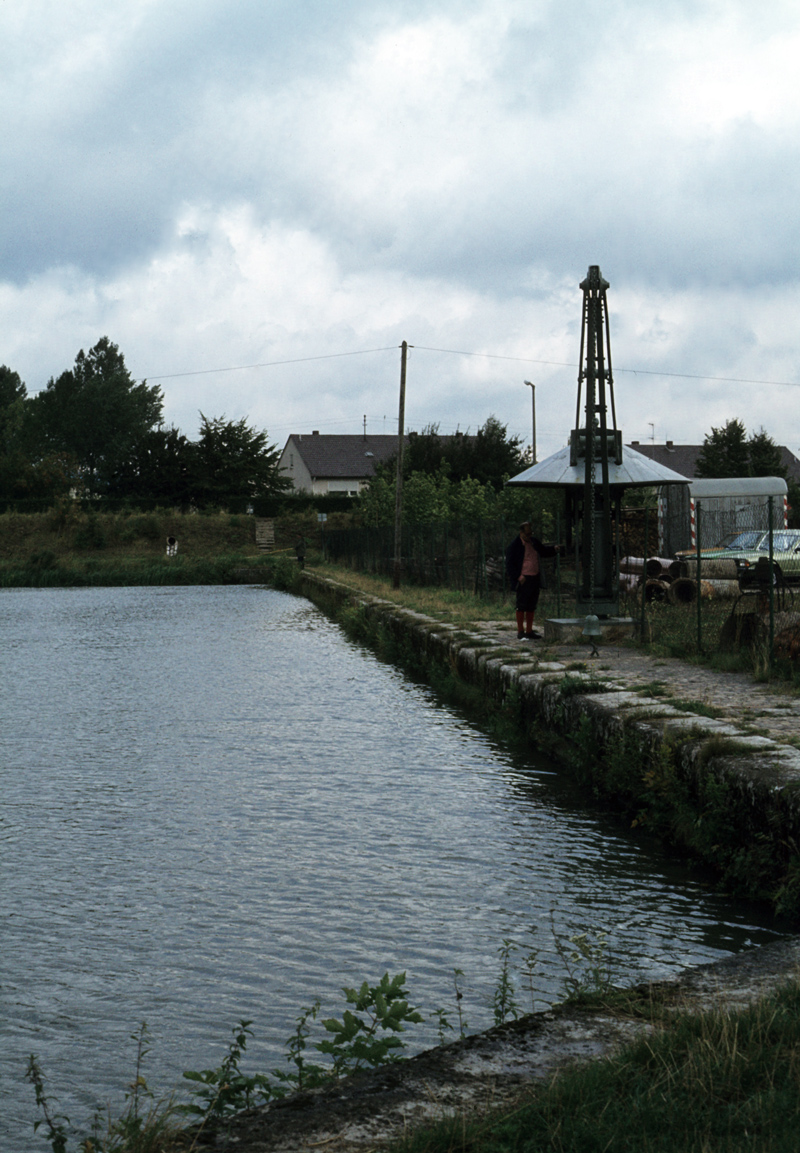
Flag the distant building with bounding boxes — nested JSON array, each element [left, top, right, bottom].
[[279, 432, 400, 495], [627, 441, 800, 482]]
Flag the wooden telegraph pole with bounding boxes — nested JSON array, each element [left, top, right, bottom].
[[393, 340, 408, 588]]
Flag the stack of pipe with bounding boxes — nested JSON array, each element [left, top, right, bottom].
[[618, 556, 739, 603]]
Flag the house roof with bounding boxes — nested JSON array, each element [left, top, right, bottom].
[[627, 443, 800, 482], [284, 434, 400, 479]]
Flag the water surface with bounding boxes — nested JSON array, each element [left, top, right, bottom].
[[0, 586, 784, 1150]]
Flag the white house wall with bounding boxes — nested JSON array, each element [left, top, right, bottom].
[[279, 438, 313, 493]]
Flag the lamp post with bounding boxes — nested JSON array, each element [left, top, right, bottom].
[[524, 380, 537, 464]]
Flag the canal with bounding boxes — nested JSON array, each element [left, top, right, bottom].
[[0, 585, 786, 1150]]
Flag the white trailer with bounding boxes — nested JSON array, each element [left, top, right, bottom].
[[659, 476, 788, 555]]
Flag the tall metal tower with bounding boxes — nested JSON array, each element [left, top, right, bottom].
[[571, 265, 621, 616]]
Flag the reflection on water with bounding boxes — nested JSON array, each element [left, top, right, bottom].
[[0, 586, 785, 1149]]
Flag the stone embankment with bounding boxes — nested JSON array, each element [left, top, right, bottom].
[[299, 571, 800, 839], [212, 570, 800, 1153]]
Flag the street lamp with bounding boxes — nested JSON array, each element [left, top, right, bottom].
[[524, 381, 537, 463]]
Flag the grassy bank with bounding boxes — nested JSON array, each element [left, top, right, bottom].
[[28, 976, 800, 1152], [0, 508, 306, 587], [396, 978, 800, 1153]]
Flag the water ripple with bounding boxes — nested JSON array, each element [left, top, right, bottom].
[[0, 585, 786, 1151]]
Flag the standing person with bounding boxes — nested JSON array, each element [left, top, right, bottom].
[[505, 521, 561, 639]]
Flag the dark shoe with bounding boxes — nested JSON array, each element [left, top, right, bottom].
[[524, 632, 537, 640], [517, 631, 525, 640]]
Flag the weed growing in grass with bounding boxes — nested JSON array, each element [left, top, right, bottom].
[[669, 696, 727, 718], [273, 1001, 328, 1092], [26, 1054, 70, 1153], [549, 913, 614, 1002], [28, 1024, 189, 1153], [491, 940, 520, 1026], [181, 1019, 275, 1121], [453, 969, 468, 1038]]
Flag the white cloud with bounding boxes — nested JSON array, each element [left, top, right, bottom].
[[2, 0, 800, 461]]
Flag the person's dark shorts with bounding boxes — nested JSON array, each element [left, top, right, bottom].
[[514, 575, 541, 612]]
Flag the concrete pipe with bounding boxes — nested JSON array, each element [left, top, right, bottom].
[[645, 578, 671, 602], [683, 557, 738, 580], [700, 579, 740, 599], [667, 577, 697, 604], [645, 557, 674, 578], [620, 556, 645, 575]]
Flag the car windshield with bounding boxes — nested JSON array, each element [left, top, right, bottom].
[[758, 532, 800, 553], [723, 531, 765, 550]]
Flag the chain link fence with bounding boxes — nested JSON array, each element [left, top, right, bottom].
[[322, 497, 800, 673], [621, 495, 798, 669]]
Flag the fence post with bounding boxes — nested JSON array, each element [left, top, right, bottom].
[[768, 495, 775, 672], [459, 521, 466, 591], [476, 521, 486, 597], [640, 504, 648, 643], [555, 508, 562, 617], [696, 501, 703, 655]]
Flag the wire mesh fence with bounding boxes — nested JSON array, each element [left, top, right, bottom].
[[323, 517, 558, 598], [322, 496, 800, 674]]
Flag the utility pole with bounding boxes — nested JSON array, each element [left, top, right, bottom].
[[524, 380, 537, 463], [393, 341, 409, 589]]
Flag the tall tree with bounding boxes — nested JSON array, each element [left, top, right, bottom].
[[748, 427, 786, 478], [0, 364, 27, 453], [191, 414, 290, 507], [695, 419, 750, 478], [383, 416, 528, 491], [25, 337, 163, 492], [105, 426, 195, 504], [695, 419, 787, 479]]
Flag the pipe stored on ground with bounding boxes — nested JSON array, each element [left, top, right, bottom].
[[667, 577, 741, 604]]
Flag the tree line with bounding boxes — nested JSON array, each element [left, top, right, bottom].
[[0, 338, 289, 508]]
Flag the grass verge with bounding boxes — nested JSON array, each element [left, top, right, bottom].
[[395, 977, 800, 1153]]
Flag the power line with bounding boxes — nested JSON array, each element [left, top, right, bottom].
[[145, 340, 800, 391], [413, 344, 800, 389], [148, 345, 397, 381]]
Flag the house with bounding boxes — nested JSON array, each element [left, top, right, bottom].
[[279, 432, 401, 495], [627, 441, 800, 482]]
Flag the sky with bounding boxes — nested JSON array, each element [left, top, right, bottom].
[[2, 0, 800, 463]]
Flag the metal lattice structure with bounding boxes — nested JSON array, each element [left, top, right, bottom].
[[507, 265, 689, 617]]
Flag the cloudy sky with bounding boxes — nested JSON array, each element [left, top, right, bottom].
[[2, 0, 800, 461]]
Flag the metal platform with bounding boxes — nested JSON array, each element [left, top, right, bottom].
[[544, 617, 639, 644]]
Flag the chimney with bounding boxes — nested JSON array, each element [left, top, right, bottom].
[[631, 440, 639, 446], [666, 440, 674, 450], [312, 430, 319, 436]]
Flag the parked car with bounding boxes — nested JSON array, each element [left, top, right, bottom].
[[696, 529, 800, 585]]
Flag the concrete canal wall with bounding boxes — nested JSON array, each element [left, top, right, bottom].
[[299, 570, 800, 922]]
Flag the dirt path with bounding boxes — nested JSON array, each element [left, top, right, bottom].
[[470, 620, 800, 744]]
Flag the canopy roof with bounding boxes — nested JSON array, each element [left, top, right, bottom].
[[688, 477, 787, 499], [507, 442, 690, 489]]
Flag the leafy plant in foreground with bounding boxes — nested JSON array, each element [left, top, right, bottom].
[[26, 1053, 70, 1153], [181, 1019, 275, 1121], [316, 971, 424, 1075], [273, 1001, 329, 1091], [491, 939, 520, 1025]]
